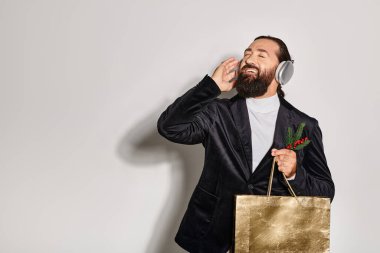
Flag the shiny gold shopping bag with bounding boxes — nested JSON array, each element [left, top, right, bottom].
[[234, 157, 331, 253]]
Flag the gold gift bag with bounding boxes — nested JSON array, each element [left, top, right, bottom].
[[234, 157, 331, 253]]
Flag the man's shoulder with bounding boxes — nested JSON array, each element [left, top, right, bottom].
[[212, 93, 241, 106], [205, 93, 236, 108], [281, 96, 319, 128]]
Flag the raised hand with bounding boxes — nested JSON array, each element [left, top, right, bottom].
[[211, 57, 240, 92]]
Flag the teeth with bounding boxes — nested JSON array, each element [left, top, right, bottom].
[[247, 69, 258, 74]]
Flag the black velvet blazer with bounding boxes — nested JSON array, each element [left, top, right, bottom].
[[157, 75, 335, 253]]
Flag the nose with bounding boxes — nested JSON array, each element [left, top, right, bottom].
[[245, 54, 258, 66]]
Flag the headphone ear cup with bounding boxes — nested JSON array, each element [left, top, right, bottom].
[[275, 61, 294, 85]]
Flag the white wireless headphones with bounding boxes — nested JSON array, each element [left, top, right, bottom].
[[275, 60, 294, 86]]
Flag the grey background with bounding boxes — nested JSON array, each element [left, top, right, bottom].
[[0, 0, 379, 252]]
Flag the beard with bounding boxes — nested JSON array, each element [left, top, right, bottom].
[[235, 64, 276, 98]]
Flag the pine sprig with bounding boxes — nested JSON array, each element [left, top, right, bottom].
[[285, 122, 311, 150], [294, 122, 305, 142], [286, 127, 293, 146]]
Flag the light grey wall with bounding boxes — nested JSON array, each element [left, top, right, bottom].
[[0, 0, 379, 252]]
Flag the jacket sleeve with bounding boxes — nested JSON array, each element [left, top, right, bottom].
[[157, 75, 221, 145], [281, 119, 335, 202]]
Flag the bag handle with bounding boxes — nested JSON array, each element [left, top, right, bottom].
[[267, 156, 298, 198]]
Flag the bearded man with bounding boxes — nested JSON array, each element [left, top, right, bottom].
[[157, 35, 335, 253]]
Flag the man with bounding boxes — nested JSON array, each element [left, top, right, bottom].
[[157, 35, 335, 253]]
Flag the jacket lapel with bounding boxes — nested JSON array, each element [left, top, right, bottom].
[[230, 93, 293, 181], [272, 95, 293, 150], [230, 96, 252, 180]]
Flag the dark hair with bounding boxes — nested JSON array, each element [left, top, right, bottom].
[[254, 35, 292, 98]]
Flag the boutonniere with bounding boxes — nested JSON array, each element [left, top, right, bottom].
[[285, 122, 311, 150]]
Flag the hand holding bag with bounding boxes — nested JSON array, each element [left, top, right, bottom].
[[233, 157, 331, 252]]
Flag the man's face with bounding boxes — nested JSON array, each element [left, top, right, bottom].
[[235, 39, 281, 98]]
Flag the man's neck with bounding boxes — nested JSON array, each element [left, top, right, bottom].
[[246, 92, 280, 113]]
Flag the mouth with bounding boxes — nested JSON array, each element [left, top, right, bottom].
[[243, 67, 259, 77]]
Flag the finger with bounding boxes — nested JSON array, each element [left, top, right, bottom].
[[227, 67, 238, 83], [226, 59, 239, 68], [275, 153, 286, 160], [278, 164, 291, 174], [226, 66, 238, 75], [278, 158, 293, 169], [226, 61, 239, 74], [226, 69, 236, 78], [273, 149, 292, 156], [280, 169, 292, 177], [222, 57, 237, 65], [227, 70, 239, 83], [277, 164, 286, 173], [282, 155, 296, 164], [228, 75, 238, 84]]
